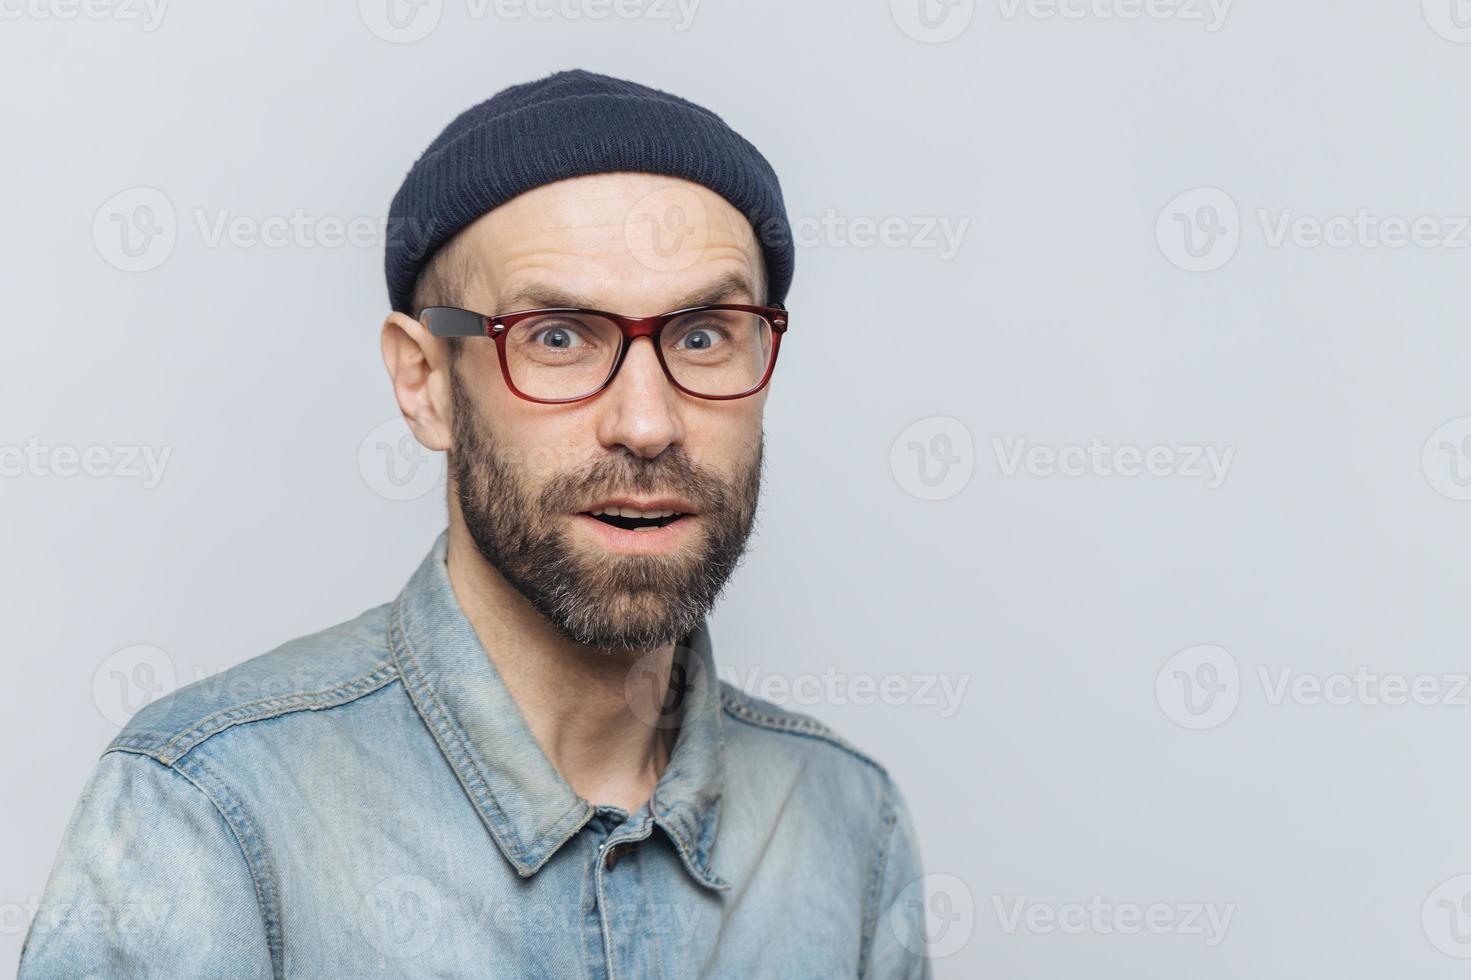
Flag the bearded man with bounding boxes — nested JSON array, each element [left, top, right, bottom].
[[21, 69, 927, 979]]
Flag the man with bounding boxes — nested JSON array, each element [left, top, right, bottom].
[[22, 69, 927, 978]]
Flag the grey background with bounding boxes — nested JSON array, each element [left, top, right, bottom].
[[4, 1, 1471, 976]]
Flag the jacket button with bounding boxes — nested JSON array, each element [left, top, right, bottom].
[[604, 843, 632, 870]]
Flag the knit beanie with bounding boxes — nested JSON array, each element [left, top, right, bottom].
[[385, 69, 794, 314]]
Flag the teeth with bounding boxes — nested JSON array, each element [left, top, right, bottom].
[[589, 507, 680, 519]]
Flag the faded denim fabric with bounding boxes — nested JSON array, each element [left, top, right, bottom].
[[21, 530, 929, 979]]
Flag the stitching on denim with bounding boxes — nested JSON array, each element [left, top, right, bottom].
[[693, 794, 722, 865], [177, 752, 287, 979], [857, 774, 899, 979], [532, 800, 598, 874], [719, 688, 891, 777], [388, 605, 520, 857], [650, 798, 729, 891], [389, 598, 591, 874], [391, 591, 597, 871], [105, 747, 285, 980], [150, 662, 400, 763], [652, 798, 697, 852], [646, 692, 727, 890]]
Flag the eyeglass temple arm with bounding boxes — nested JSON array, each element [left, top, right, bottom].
[[418, 307, 491, 337]]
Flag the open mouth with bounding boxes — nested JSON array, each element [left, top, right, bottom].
[[581, 508, 689, 531]]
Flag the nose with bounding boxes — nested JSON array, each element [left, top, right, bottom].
[[594, 337, 684, 460]]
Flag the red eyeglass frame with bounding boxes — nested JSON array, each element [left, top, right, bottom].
[[418, 303, 789, 404]]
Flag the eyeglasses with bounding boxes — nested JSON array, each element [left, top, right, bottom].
[[418, 303, 789, 404]]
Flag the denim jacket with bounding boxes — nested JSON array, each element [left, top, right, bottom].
[[21, 530, 929, 979]]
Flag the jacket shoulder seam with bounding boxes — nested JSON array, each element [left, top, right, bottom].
[[104, 747, 284, 979], [857, 773, 900, 978], [718, 687, 890, 777], [108, 661, 400, 765]]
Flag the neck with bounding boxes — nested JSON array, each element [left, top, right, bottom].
[[444, 520, 677, 815]]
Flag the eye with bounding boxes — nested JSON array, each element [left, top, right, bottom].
[[529, 322, 590, 350], [672, 323, 726, 351]]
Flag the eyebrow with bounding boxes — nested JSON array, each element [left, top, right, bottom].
[[498, 271, 759, 314]]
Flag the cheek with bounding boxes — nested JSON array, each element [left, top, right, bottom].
[[494, 409, 605, 490], [455, 343, 507, 397], [685, 406, 764, 476], [446, 347, 508, 436]]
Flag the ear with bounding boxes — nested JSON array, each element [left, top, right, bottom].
[[380, 311, 454, 453]]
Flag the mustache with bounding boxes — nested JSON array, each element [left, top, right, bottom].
[[537, 446, 730, 516]]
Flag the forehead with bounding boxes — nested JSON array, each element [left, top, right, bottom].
[[452, 172, 765, 316]]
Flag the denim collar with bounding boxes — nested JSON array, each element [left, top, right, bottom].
[[388, 529, 729, 891]]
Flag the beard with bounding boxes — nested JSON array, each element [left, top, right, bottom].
[[448, 368, 763, 652]]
